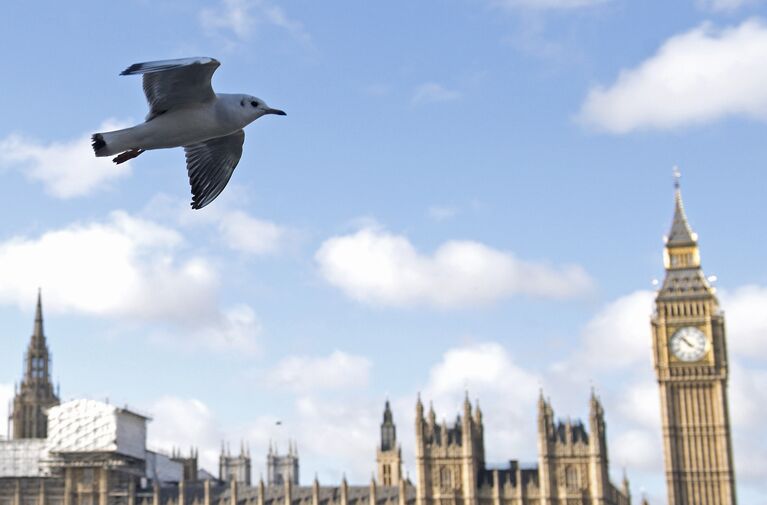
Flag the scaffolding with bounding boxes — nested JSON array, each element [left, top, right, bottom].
[[46, 399, 148, 460], [0, 439, 50, 477]]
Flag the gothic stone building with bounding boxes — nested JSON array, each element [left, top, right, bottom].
[[12, 201, 736, 505], [0, 296, 630, 505]]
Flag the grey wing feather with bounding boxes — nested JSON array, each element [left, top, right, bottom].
[[121, 57, 220, 121], [184, 130, 245, 210]]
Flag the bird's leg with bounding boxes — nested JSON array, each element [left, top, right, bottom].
[[112, 149, 145, 165]]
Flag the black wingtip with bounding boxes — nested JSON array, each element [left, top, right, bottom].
[[91, 134, 106, 155], [120, 63, 139, 76]]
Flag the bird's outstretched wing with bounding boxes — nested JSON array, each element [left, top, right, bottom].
[[184, 130, 245, 210], [120, 57, 220, 121]]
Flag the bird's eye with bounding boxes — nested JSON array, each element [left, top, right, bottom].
[[251, 101, 259, 107], [240, 100, 245, 107]]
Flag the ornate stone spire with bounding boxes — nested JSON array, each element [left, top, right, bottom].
[[12, 289, 60, 439], [667, 168, 697, 247], [32, 289, 45, 346], [659, 170, 713, 300]]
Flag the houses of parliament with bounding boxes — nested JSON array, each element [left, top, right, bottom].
[[0, 181, 737, 505]]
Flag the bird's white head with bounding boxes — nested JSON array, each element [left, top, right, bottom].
[[235, 95, 286, 123]]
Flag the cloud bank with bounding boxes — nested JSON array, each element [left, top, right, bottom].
[[315, 227, 594, 307], [0, 211, 260, 353], [0, 120, 132, 198], [579, 19, 767, 133]]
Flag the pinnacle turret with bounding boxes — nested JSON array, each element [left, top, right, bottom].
[[380, 400, 397, 451]]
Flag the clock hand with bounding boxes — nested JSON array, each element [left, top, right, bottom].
[[681, 336, 694, 347]]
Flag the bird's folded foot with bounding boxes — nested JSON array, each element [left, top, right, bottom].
[[112, 149, 145, 165]]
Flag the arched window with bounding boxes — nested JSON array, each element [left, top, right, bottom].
[[440, 466, 452, 490], [565, 465, 579, 489]]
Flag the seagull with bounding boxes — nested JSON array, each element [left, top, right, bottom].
[[91, 57, 286, 209]]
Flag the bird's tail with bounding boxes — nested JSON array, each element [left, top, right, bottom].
[[92, 128, 137, 157], [91, 133, 109, 157]]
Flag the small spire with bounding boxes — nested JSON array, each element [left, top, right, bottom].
[[622, 468, 630, 495], [463, 390, 472, 415], [32, 288, 45, 343], [667, 167, 697, 247], [383, 399, 393, 422]]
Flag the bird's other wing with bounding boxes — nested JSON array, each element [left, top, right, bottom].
[[120, 57, 221, 121], [184, 130, 245, 210]]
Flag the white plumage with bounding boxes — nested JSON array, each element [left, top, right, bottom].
[[92, 57, 286, 209]]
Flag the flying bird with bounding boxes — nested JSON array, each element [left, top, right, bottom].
[[91, 57, 286, 209]]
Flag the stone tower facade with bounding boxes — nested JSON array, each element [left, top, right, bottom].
[[11, 291, 60, 439], [267, 440, 300, 485], [537, 391, 626, 504], [171, 447, 199, 482], [651, 176, 737, 505], [377, 400, 402, 486], [220, 442, 252, 485], [414, 394, 485, 505]]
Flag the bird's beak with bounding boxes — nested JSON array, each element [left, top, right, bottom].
[[265, 108, 287, 116]]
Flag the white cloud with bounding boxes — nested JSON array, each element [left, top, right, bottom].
[[216, 211, 290, 255], [721, 284, 767, 358], [578, 290, 656, 369], [267, 351, 372, 393], [191, 304, 262, 355], [148, 194, 294, 257], [421, 342, 542, 461], [147, 396, 224, 473], [579, 19, 767, 133], [612, 429, 663, 471], [698, 0, 762, 12], [0, 383, 13, 439], [427, 206, 459, 222], [491, 0, 608, 9], [412, 83, 461, 106], [290, 396, 380, 481], [200, 0, 256, 40], [200, 0, 309, 44], [0, 120, 131, 198], [315, 227, 594, 308], [615, 380, 661, 430], [0, 211, 260, 353], [257, 1, 311, 43]]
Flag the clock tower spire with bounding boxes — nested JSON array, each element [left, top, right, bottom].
[[651, 171, 737, 505]]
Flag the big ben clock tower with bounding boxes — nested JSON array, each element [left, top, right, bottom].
[[651, 172, 737, 505]]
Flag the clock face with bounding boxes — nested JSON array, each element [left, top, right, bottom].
[[670, 326, 707, 362]]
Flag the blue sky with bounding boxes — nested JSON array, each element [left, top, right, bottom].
[[2, 0, 767, 503]]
